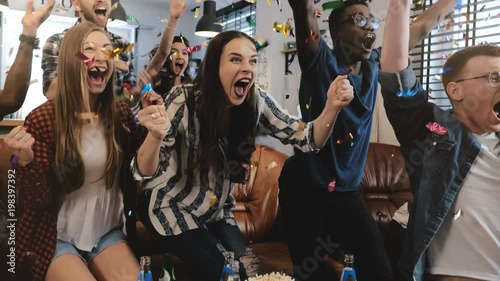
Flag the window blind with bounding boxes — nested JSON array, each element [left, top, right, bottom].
[[411, 0, 500, 109], [217, 1, 257, 37]]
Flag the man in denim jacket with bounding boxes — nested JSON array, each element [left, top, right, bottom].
[[378, 0, 500, 280]]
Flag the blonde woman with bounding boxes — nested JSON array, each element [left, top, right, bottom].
[[4, 22, 146, 281]]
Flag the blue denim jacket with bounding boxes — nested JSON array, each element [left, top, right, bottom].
[[378, 63, 483, 281]]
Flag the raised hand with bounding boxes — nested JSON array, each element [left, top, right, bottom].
[[22, 0, 55, 37], [326, 75, 354, 111], [170, 0, 188, 20], [4, 126, 35, 167], [138, 105, 170, 140]]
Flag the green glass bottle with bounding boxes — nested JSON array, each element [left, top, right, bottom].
[[159, 252, 176, 281]]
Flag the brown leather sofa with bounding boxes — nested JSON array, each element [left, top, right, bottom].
[[0, 136, 411, 279]]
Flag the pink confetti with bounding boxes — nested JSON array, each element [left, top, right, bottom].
[[187, 44, 202, 54], [76, 51, 94, 68], [425, 122, 447, 135], [328, 179, 336, 192]]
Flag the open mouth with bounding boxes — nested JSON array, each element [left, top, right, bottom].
[[233, 78, 251, 98], [361, 33, 376, 51], [94, 7, 107, 20], [174, 60, 185, 75], [88, 67, 107, 85], [493, 101, 500, 119]]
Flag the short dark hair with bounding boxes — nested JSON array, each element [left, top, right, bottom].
[[328, 0, 368, 38], [442, 45, 500, 90]]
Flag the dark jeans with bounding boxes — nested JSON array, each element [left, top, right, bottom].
[[279, 180, 393, 281], [385, 220, 407, 281], [137, 189, 248, 281]]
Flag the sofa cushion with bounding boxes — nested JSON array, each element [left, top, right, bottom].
[[360, 143, 412, 236], [232, 145, 288, 243]]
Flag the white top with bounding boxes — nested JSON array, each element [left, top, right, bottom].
[[131, 85, 319, 236], [57, 122, 124, 251], [427, 133, 500, 280]]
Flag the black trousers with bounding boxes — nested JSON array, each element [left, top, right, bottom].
[[137, 189, 248, 281], [385, 220, 407, 281], [279, 180, 393, 281]]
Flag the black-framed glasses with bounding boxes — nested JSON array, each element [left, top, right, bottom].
[[455, 71, 500, 88], [339, 14, 381, 30]]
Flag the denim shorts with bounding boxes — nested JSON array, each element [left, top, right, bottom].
[[52, 228, 126, 264]]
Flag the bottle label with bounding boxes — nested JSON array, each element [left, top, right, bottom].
[[340, 267, 357, 281]]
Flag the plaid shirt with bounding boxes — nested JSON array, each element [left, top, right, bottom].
[[41, 22, 137, 96], [10, 101, 140, 281]]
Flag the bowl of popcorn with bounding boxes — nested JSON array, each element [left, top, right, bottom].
[[248, 272, 295, 281]]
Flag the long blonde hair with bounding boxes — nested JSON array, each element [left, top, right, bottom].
[[54, 22, 122, 193]]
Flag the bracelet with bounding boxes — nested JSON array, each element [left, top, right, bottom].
[[10, 155, 20, 169], [19, 34, 40, 49]]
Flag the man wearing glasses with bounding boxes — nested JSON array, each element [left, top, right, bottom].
[[380, 0, 500, 279], [279, 0, 455, 280]]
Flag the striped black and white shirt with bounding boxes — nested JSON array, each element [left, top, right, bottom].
[[131, 85, 319, 236]]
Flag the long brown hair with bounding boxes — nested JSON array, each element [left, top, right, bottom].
[[53, 22, 122, 194], [193, 31, 258, 186]]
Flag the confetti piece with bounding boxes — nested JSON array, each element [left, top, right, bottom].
[[315, 9, 322, 18], [187, 45, 202, 54], [209, 195, 218, 207], [106, 44, 135, 60], [76, 51, 94, 68], [328, 179, 336, 192], [336, 132, 354, 145], [247, 16, 256, 27], [159, 15, 169, 24], [306, 96, 312, 110], [265, 161, 278, 170], [253, 36, 269, 52], [127, 15, 139, 24], [322, 0, 345, 11], [141, 83, 153, 95], [273, 22, 293, 38], [453, 209, 462, 220], [426, 122, 447, 135]]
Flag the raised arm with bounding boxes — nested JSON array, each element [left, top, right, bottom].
[[381, 0, 411, 72], [146, 0, 187, 77], [287, 0, 320, 70], [409, 0, 454, 50], [379, 0, 431, 147], [0, 0, 54, 119]]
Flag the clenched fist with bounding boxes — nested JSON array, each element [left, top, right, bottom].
[[326, 75, 354, 112], [138, 104, 170, 140]]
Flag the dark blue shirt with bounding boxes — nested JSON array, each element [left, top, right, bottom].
[[282, 39, 380, 191]]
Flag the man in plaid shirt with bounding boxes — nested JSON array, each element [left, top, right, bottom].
[[42, 0, 136, 101]]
